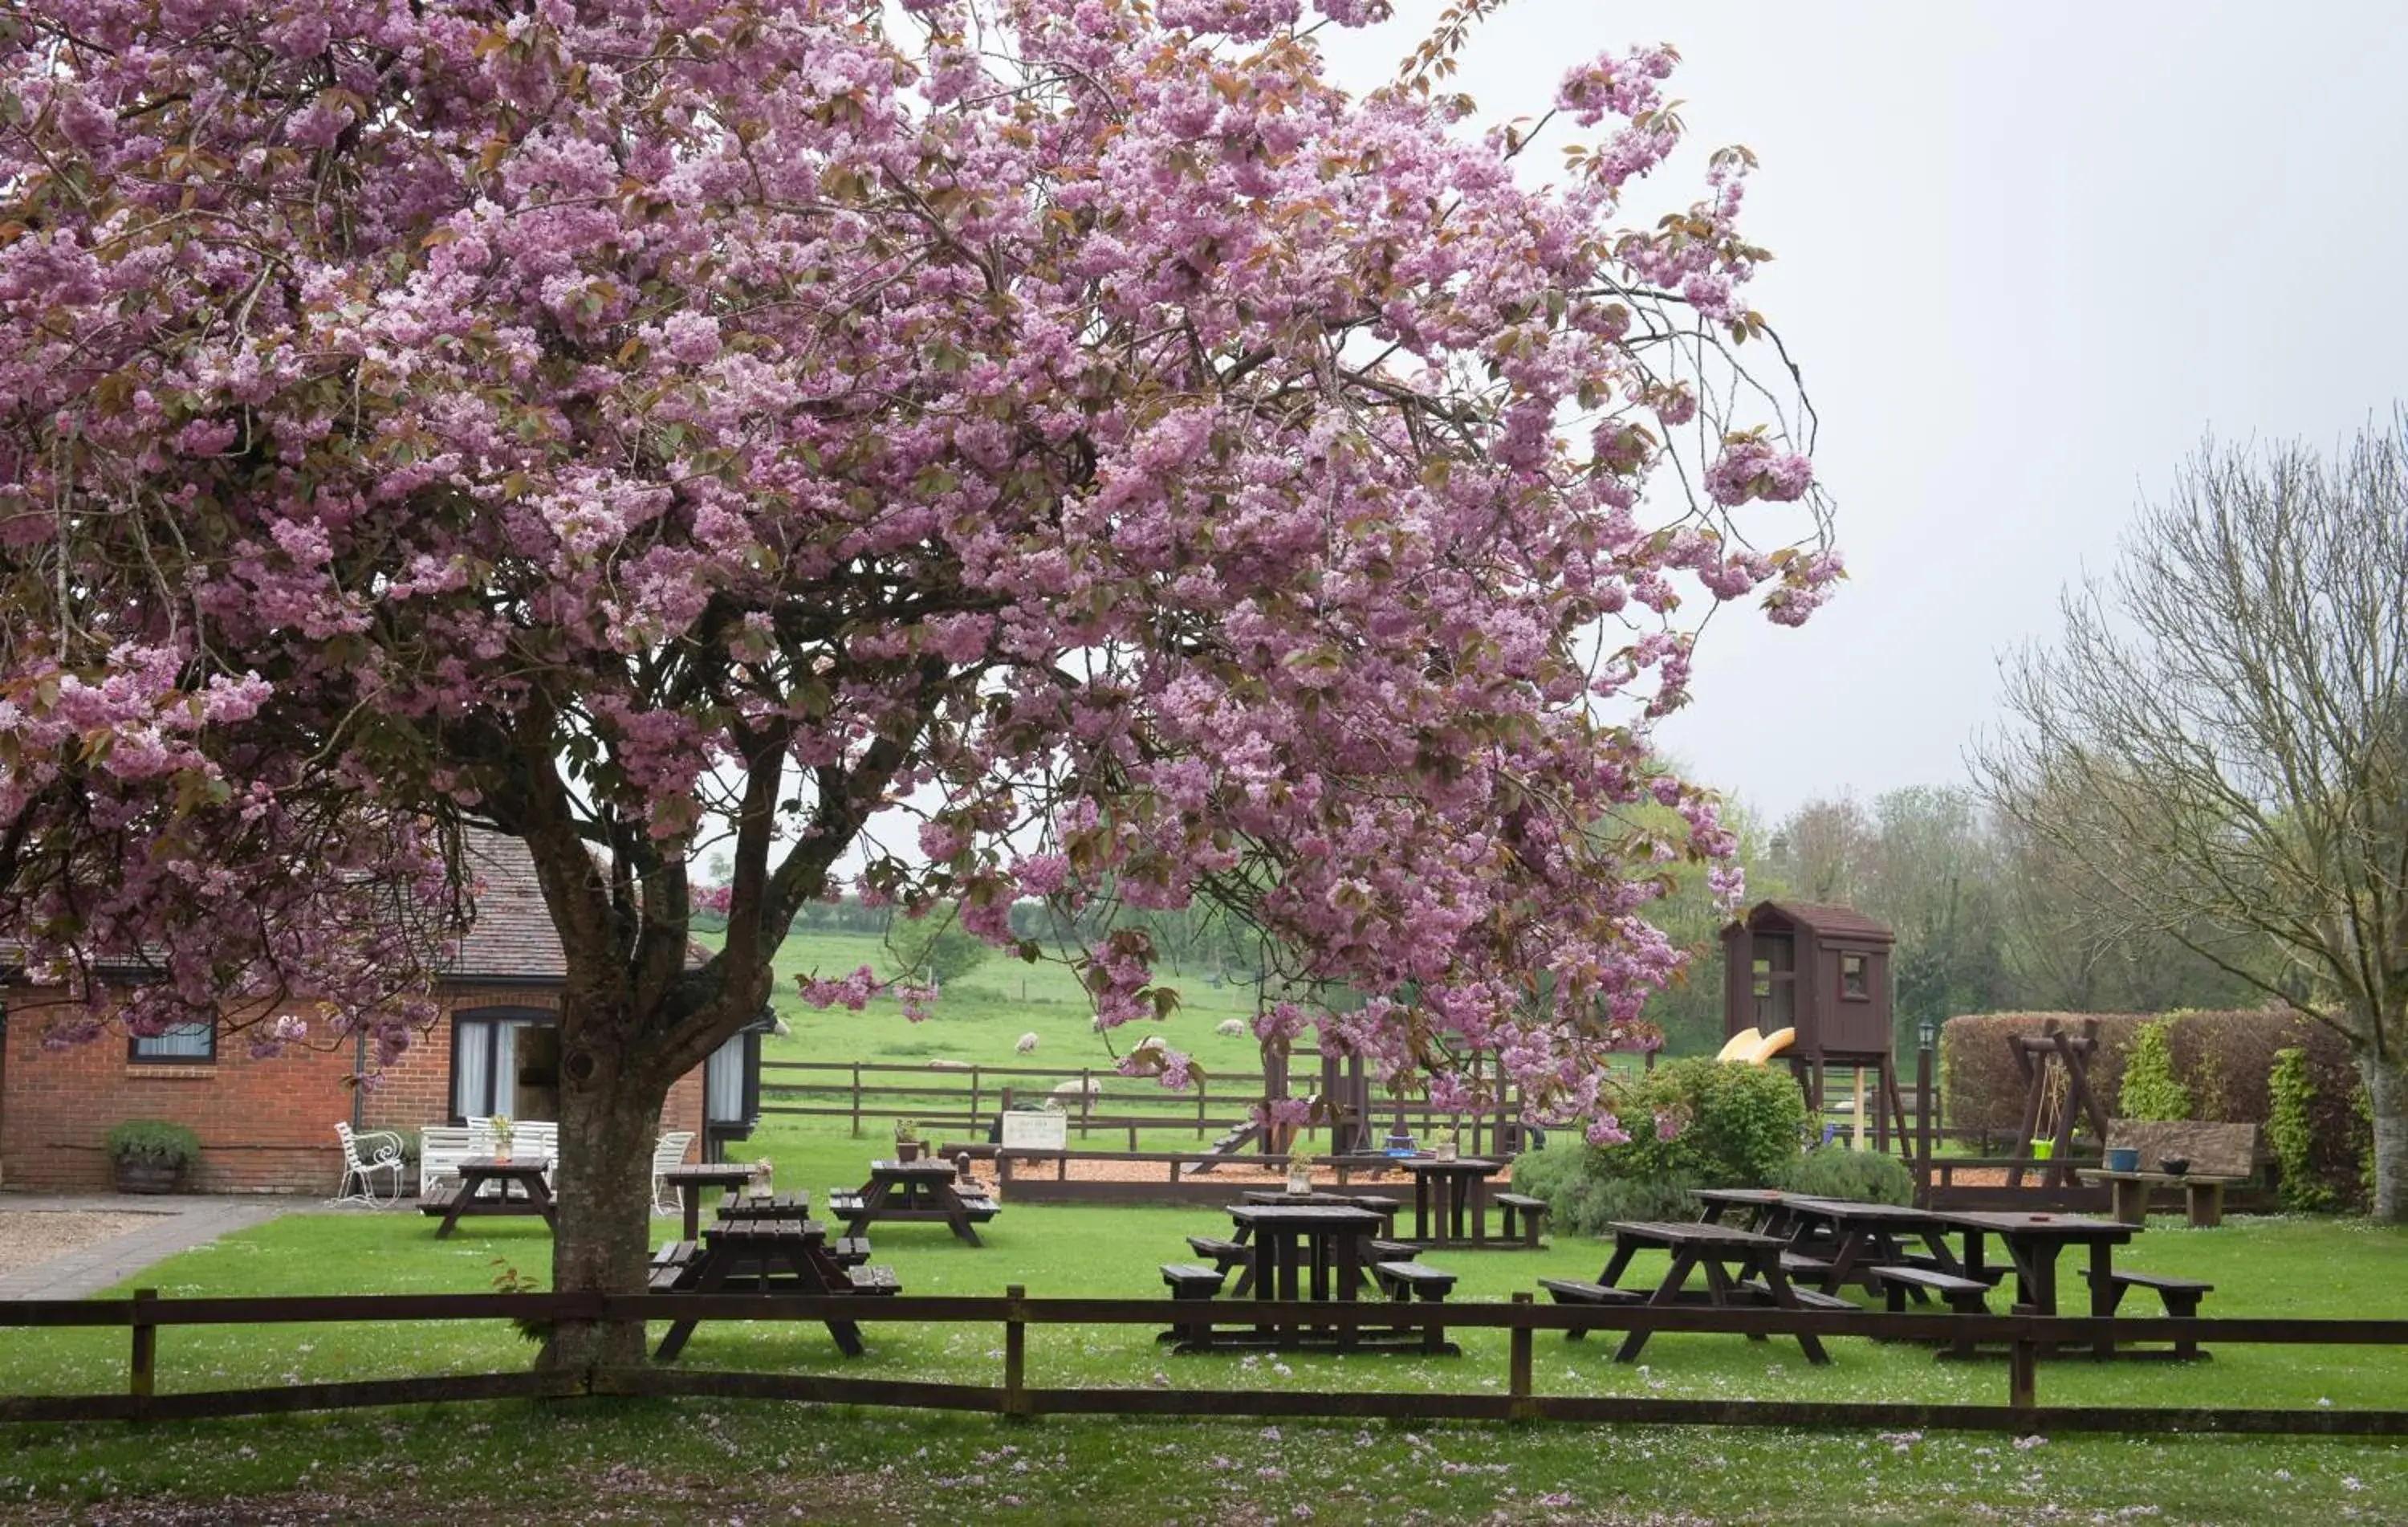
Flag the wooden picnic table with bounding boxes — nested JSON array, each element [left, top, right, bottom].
[[1594, 1219, 1834, 1366], [1934, 1211, 2138, 1358], [1400, 1157, 1505, 1248], [835, 1158, 999, 1246], [425, 1158, 555, 1240], [1780, 1196, 1965, 1293], [659, 1162, 757, 1241], [1688, 1187, 1806, 1236], [1194, 1203, 1445, 1354], [2079, 1168, 2246, 1228], [1239, 1190, 1401, 1236], [651, 1217, 896, 1362]]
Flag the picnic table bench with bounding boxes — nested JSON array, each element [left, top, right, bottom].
[[651, 1217, 898, 1362], [421, 1158, 555, 1239], [834, 1159, 1000, 1247]]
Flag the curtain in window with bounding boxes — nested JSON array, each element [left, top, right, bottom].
[[133, 1021, 213, 1059], [706, 1034, 744, 1122], [453, 1022, 492, 1118]]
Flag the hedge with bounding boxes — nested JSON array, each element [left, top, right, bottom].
[[1939, 1008, 2368, 1207]]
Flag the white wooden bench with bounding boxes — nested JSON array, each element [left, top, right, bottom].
[[420, 1120, 561, 1197]]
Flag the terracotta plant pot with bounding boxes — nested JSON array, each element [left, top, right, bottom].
[[896, 1140, 921, 1163]]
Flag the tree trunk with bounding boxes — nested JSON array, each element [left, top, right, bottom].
[[2361, 1049, 2408, 1224], [538, 1040, 665, 1373]]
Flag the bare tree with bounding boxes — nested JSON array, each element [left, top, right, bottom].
[[1976, 418, 2408, 1219]]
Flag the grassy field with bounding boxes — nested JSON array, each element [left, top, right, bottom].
[[4, 1130, 2408, 1523]]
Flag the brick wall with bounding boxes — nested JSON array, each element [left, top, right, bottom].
[[4, 987, 710, 1193]]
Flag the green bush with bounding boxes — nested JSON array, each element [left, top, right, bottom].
[[1508, 1142, 1698, 1237], [2118, 1019, 2193, 1121], [2268, 1048, 2332, 1211], [1602, 1057, 1808, 1187], [1773, 1146, 1914, 1205], [104, 1119, 201, 1168]]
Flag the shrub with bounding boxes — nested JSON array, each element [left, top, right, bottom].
[[1774, 1146, 1914, 1205], [2267, 1048, 2331, 1211], [2117, 1019, 2192, 1121], [104, 1119, 200, 1168], [1508, 1142, 1698, 1237], [1939, 1008, 2369, 1208], [1600, 1057, 1809, 1187]]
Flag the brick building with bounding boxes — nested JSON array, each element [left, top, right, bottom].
[[0, 837, 762, 1195]]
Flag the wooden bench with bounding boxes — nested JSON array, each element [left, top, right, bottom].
[[1373, 1260, 1456, 1352], [829, 1236, 872, 1268], [1494, 1191, 1550, 1248], [417, 1182, 462, 1215], [1160, 1261, 1226, 1349], [1186, 1234, 1251, 1272], [957, 1196, 1001, 1222], [1374, 1260, 1457, 1301], [1869, 1264, 1991, 1356], [826, 1191, 865, 1217], [1778, 1250, 1835, 1282], [2081, 1268, 2214, 1358], [1536, 1277, 1641, 1339], [845, 1264, 903, 1296], [1368, 1238, 1420, 1261], [1739, 1279, 1857, 1312], [2083, 1120, 2257, 1228]]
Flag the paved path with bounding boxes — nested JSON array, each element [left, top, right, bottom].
[[0, 1195, 291, 1300]]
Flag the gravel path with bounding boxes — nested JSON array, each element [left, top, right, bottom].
[[0, 1210, 173, 1276], [0, 1197, 288, 1300]]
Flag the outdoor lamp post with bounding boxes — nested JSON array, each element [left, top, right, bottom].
[[1912, 1020, 1937, 1207], [1917, 1019, 1936, 1053]]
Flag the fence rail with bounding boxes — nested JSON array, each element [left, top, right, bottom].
[[758, 1057, 1529, 1154], [8, 1287, 2407, 1436]]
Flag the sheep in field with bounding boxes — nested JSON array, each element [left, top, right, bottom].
[[1050, 1077, 1104, 1101], [1015, 1032, 1039, 1054], [1214, 1018, 1247, 1038]]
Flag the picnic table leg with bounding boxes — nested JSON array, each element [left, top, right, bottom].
[[1613, 1247, 1697, 1364], [1698, 1255, 1762, 1341], [791, 1243, 865, 1358], [1597, 1238, 1640, 1289], [1917, 1228, 1967, 1277], [2087, 1240, 2116, 1360], [681, 1185, 703, 1244], [434, 1171, 479, 1240], [526, 1175, 559, 1231], [1469, 1179, 1488, 1247], [654, 1246, 735, 1362], [1754, 1252, 1832, 1366], [1414, 1175, 1434, 1242]]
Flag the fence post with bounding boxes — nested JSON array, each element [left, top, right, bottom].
[[128, 1287, 158, 1415], [970, 1067, 982, 1134], [1079, 1070, 1093, 1139], [1003, 1284, 1031, 1422], [851, 1062, 863, 1138], [1507, 1293, 1534, 1422], [2007, 1335, 2038, 1411], [1197, 1077, 1208, 1141]]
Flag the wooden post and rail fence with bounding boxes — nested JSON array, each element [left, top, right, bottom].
[[759, 1057, 1531, 1158], [6, 1287, 2408, 1435]]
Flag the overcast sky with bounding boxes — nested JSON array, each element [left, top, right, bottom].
[[1323, 1, 2408, 826]]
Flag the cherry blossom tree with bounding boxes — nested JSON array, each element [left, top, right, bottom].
[[0, 0, 1836, 1366]]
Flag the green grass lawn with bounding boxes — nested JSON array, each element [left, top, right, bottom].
[[6, 1126, 2408, 1523]]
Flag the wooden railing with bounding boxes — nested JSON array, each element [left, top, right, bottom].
[[757, 1058, 1527, 1155], [7, 1289, 2408, 1435]]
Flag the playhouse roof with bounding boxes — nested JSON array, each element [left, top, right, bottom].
[[1729, 899, 1896, 946]]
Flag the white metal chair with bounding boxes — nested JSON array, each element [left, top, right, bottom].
[[651, 1130, 697, 1215], [332, 1122, 407, 1208]]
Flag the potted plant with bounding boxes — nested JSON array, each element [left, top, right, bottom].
[[893, 1118, 921, 1163], [489, 1114, 515, 1161], [105, 1120, 200, 1195], [1433, 1126, 1459, 1163]]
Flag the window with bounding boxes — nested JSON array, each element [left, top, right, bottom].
[[128, 1021, 214, 1064], [450, 1008, 556, 1122], [1840, 952, 1871, 1000]]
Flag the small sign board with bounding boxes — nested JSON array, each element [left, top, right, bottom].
[[1000, 1111, 1069, 1151]]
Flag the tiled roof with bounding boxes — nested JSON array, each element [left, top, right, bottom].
[[445, 832, 713, 982], [446, 833, 567, 980]]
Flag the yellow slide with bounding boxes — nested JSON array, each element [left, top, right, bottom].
[[1714, 1027, 1763, 1063], [1742, 1026, 1796, 1065]]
